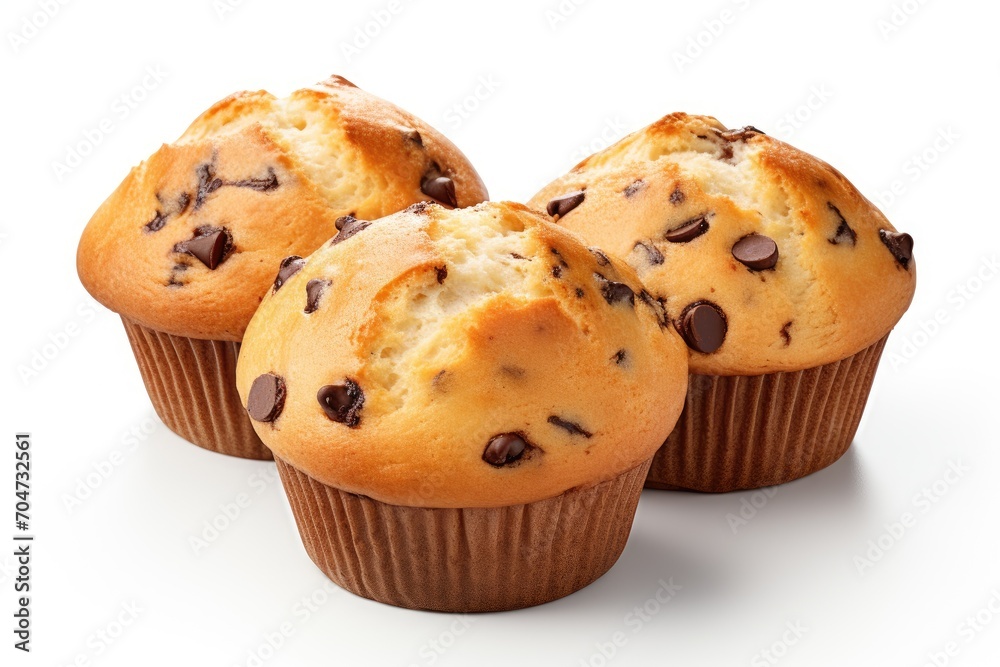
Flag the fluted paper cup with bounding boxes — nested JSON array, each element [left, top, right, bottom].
[[121, 317, 272, 460], [646, 334, 889, 492], [275, 457, 652, 612]]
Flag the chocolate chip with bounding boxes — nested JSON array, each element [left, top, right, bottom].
[[780, 321, 792, 347], [230, 167, 279, 192], [194, 162, 223, 209], [624, 180, 645, 198], [612, 349, 628, 365], [317, 380, 364, 427], [421, 165, 458, 207], [634, 241, 664, 265], [719, 144, 734, 161], [678, 302, 727, 354], [669, 187, 685, 205], [176, 192, 191, 214], [435, 265, 448, 283], [144, 210, 169, 233], [247, 373, 286, 423], [552, 265, 563, 278], [550, 247, 569, 267], [331, 216, 371, 245], [732, 234, 779, 270], [406, 201, 432, 215], [664, 214, 710, 243], [177, 227, 232, 269], [827, 203, 857, 246], [510, 252, 528, 260], [304, 279, 331, 314], [575, 287, 585, 298], [718, 126, 765, 142], [546, 190, 585, 217], [879, 229, 914, 269], [589, 247, 611, 266], [548, 415, 592, 438], [482, 433, 532, 467], [597, 276, 635, 307], [406, 129, 423, 146], [639, 290, 669, 327], [273, 256, 305, 293]]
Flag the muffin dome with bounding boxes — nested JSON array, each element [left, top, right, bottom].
[[77, 75, 488, 341], [529, 113, 916, 375], [236, 201, 689, 508]]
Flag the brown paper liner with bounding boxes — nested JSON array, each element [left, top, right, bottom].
[[646, 334, 889, 493], [275, 457, 652, 612], [120, 317, 272, 460]]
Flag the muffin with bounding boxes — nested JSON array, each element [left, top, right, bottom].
[[77, 75, 488, 459], [235, 201, 689, 611], [529, 113, 915, 492]]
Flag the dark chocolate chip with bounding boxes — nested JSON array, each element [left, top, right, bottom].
[[665, 214, 710, 243], [589, 247, 611, 266], [732, 234, 779, 270], [317, 380, 364, 427], [827, 203, 857, 246], [639, 290, 669, 328], [669, 187, 685, 205], [247, 373, 286, 423], [194, 162, 222, 209], [547, 415, 593, 438], [552, 265, 563, 278], [719, 144, 734, 161], [273, 255, 305, 293], [679, 302, 727, 354], [600, 279, 635, 307], [718, 126, 765, 142], [612, 349, 628, 365], [879, 229, 914, 269], [421, 168, 458, 208], [575, 287, 585, 298], [482, 433, 532, 467], [435, 265, 448, 283], [230, 167, 279, 192], [144, 210, 169, 233], [780, 321, 793, 347], [546, 190, 585, 217], [624, 180, 645, 198], [331, 216, 371, 245], [634, 240, 664, 265], [304, 279, 331, 314], [176, 192, 191, 214], [510, 252, 528, 260], [179, 227, 232, 269]]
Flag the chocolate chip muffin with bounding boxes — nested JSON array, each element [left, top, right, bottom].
[[529, 113, 916, 492], [235, 201, 689, 611], [77, 75, 488, 459]]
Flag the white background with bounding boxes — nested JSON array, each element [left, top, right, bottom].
[[2, 0, 999, 665]]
